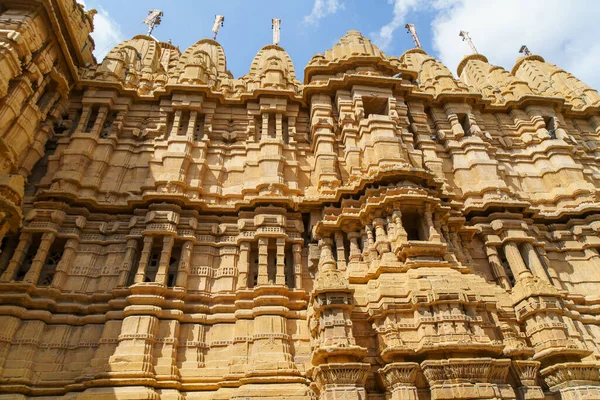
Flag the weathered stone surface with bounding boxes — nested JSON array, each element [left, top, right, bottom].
[[1, 2, 600, 399]]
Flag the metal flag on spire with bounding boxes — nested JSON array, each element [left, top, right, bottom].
[[212, 15, 225, 40], [143, 9, 163, 37], [519, 45, 532, 57], [272, 18, 281, 46], [459, 31, 478, 54], [405, 24, 422, 49]]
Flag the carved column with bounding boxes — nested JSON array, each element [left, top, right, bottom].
[[318, 238, 336, 271], [519, 242, 550, 282], [392, 210, 408, 243], [155, 236, 175, 285], [170, 110, 182, 137], [379, 362, 420, 400], [365, 224, 377, 260], [374, 218, 391, 255], [347, 232, 362, 262], [23, 231, 56, 284], [486, 245, 511, 290], [134, 236, 154, 283], [187, 111, 198, 138], [116, 238, 139, 287], [293, 243, 303, 289], [314, 363, 370, 400], [423, 206, 440, 241], [512, 360, 544, 400], [276, 237, 286, 285], [334, 231, 347, 270], [50, 237, 79, 288], [503, 241, 533, 280], [236, 241, 250, 290], [175, 240, 194, 289], [0, 232, 32, 281], [257, 237, 269, 285]]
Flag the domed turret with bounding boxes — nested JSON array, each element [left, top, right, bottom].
[[512, 54, 600, 109], [95, 35, 163, 93], [400, 49, 472, 97], [175, 39, 228, 87], [457, 54, 534, 104], [244, 44, 300, 93], [304, 30, 403, 83]]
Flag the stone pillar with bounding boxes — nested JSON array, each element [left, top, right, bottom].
[[23, 231, 56, 284], [292, 243, 303, 289], [171, 110, 182, 137], [520, 242, 550, 282], [314, 363, 370, 400], [257, 237, 269, 285], [187, 111, 198, 138], [365, 225, 377, 260], [261, 113, 269, 141], [486, 245, 511, 290], [276, 113, 283, 139], [155, 236, 175, 285], [347, 232, 362, 262], [503, 241, 533, 280], [374, 218, 391, 254], [334, 231, 347, 270], [134, 236, 154, 283], [423, 206, 440, 241], [0, 232, 32, 281], [175, 240, 194, 289], [318, 237, 336, 271], [379, 362, 420, 400], [236, 241, 250, 290], [392, 210, 408, 243], [512, 360, 544, 400], [276, 238, 286, 285], [50, 238, 79, 288], [116, 238, 139, 287]]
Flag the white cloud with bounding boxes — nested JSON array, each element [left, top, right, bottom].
[[304, 0, 344, 25], [76, 0, 124, 62], [368, 0, 600, 90], [430, 0, 600, 90], [371, 0, 421, 51]]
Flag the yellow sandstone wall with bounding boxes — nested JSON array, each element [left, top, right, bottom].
[[0, 3, 600, 400]]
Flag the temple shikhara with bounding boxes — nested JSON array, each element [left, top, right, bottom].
[[4, 1, 600, 400]]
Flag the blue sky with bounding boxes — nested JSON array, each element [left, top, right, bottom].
[[79, 0, 600, 90]]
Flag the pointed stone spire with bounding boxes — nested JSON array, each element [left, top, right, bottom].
[[459, 30, 478, 54]]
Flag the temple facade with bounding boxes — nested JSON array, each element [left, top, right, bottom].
[[2, 1, 600, 399]]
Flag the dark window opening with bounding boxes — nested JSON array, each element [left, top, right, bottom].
[[165, 113, 174, 138], [85, 106, 99, 132], [100, 111, 118, 138], [498, 248, 515, 287], [401, 211, 424, 241], [284, 246, 295, 288], [363, 96, 388, 117], [145, 247, 161, 282], [178, 111, 190, 136], [167, 243, 182, 287], [544, 116, 556, 139], [268, 114, 276, 138], [457, 113, 470, 136], [38, 242, 64, 286], [194, 114, 205, 141], [282, 117, 289, 144]]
